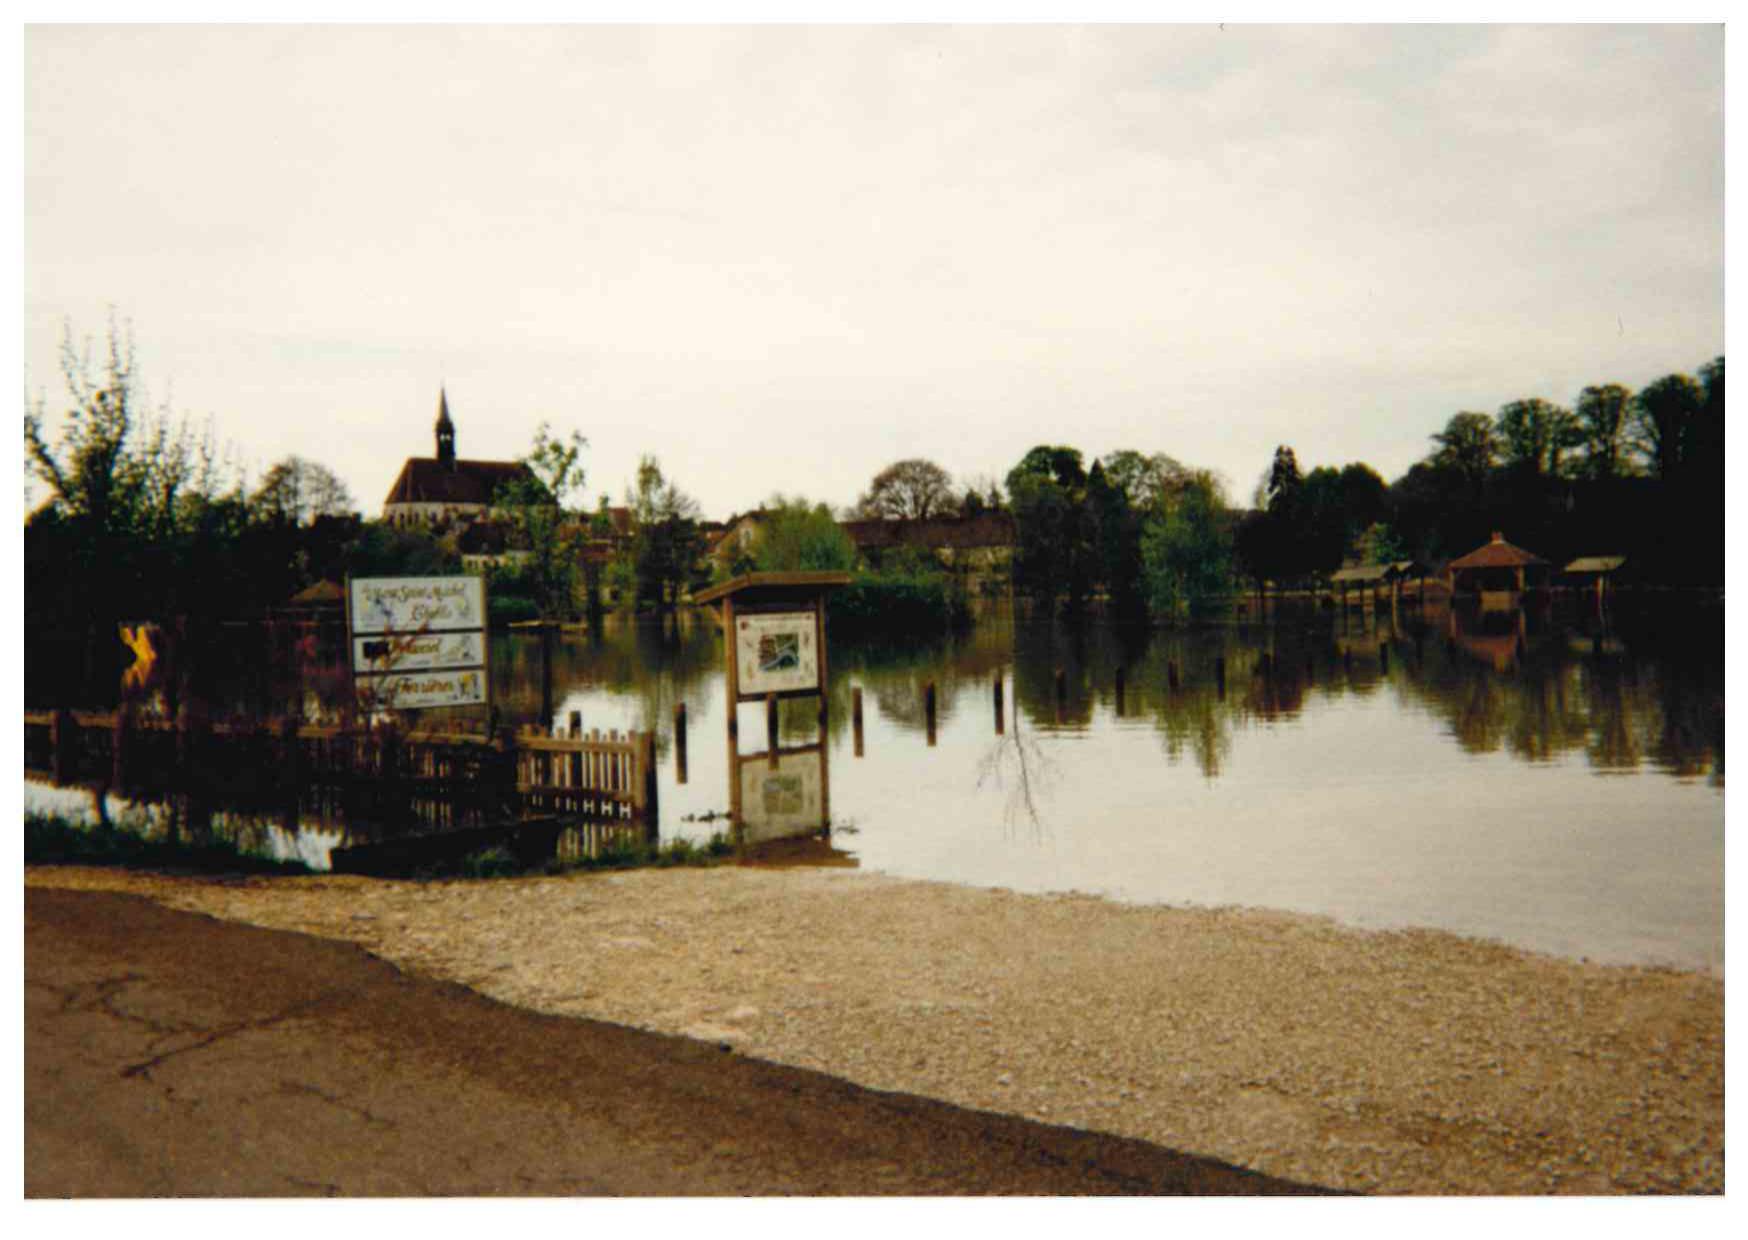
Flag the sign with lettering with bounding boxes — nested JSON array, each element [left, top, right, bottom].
[[352, 630, 484, 675], [734, 611, 819, 697], [349, 576, 484, 635], [356, 668, 488, 712], [348, 574, 489, 713]]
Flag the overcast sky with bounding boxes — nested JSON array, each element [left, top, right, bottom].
[[23, 23, 1724, 520]]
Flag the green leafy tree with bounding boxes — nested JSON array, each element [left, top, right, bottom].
[[495, 422, 587, 619], [1086, 458, 1143, 612], [1430, 412, 1498, 496], [1005, 445, 1090, 608], [1140, 470, 1233, 618], [1573, 384, 1635, 480], [750, 495, 857, 572], [1496, 398, 1583, 477], [625, 456, 706, 609], [1632, 373, 1704, 481]]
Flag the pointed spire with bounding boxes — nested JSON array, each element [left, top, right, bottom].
[[435, 387, 456, 465]]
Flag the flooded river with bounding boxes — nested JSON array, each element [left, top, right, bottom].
[[512, 597, 1722, 973], [28, 595, 1723, 973]]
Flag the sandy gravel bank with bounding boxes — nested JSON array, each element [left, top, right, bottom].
[[25, 864, 1722, 1195]]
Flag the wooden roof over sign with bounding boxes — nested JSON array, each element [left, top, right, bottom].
[[1565, 556, 1627, 574], [692, 571, 853, 607]]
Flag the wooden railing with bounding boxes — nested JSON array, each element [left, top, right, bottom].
[[24, 708, 657, 835]]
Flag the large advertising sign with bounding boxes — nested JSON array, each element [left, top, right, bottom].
[[734, 611, 819, 697], [349, 575, 488, 712]]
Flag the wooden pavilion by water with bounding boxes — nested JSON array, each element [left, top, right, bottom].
[[1446, 532, 1550, 608]]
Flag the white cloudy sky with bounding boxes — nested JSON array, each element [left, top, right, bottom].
[[22, 22, 1724, 519]]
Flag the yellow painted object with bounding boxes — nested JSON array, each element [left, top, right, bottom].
[[119, 625, 159, 693]]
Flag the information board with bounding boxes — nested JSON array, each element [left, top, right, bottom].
[[352, 630, 484, 676], [356, 669, 488, 712], [349, 576, 484, 635], [734, 611, 819, 697], [348, 575, 489, 712]]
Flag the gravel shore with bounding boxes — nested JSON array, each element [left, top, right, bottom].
[[25, 864, 1723, 1195]]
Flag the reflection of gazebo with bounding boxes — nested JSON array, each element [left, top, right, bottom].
[[1447, 533, 1550, 606]]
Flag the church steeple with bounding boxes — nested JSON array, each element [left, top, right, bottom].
[[435, 388, 456, 466]]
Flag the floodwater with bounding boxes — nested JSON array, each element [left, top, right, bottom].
[[29, 596, 1723, 973], [527, 598, 1724, 973]]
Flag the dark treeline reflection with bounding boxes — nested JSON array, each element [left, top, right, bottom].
[[123, 599, 1721, 789], [832, 599, 1723, 786]]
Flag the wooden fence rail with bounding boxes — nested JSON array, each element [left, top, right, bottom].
[[24, 710, 657, 836]]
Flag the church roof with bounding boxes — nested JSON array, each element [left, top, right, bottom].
[[384, 457, 536, 507]]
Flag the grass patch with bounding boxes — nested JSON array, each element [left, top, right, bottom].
[[431, 831, 735, 881], [25, 812, 312, 877]]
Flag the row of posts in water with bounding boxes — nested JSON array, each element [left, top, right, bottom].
[[659, 636, 1421, 777]]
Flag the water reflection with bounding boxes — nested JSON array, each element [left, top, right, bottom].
[[41, 598, 1720, 966]]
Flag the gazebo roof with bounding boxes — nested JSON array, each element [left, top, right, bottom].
[[1447, 532, 1548, 571]]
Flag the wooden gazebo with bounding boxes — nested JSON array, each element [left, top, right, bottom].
[[1447, 533, 1550, 605]]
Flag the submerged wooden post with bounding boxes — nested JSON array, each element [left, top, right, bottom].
[[50, 707, 74, 787], [1114, 666, 1126, 716], [674, 701, 689, 784], [280, 714, 301, 833], [641, 730, 659, 827], [852, 687, 865, 756], [766, 692, 779, 768], [177, 701, 213, 843], [1379, 641, 1390, 674], [993, 673, 1004, 735], [539, 621, 555, 732], [925, 681, 938, 747], [110, 703, 132, 797]]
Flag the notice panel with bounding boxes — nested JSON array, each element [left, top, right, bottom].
[[350, 576, 485, 635], [352, 630, 485, 675], [355, 668, 488, 711], [734, 611, 819, 697]]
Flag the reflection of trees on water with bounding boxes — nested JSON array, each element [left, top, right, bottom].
[[1396, 602, 1723, 784], [250, 598, 1718, 791], [974, 710, 1056, 838], [834, 617, 1014, 735]]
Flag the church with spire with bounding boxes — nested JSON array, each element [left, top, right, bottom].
[[381, 389, 540, 528]]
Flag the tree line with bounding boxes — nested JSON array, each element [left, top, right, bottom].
[[24, 318, 1723, 709]]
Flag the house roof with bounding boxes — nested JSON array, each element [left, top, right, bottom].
[[1447, 532, 1549, 571], [384, 457, 537, 508], [840, 512, 1017, 552], [1565, 555, 1627, 574]]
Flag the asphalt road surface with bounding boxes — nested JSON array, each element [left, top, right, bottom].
[[25, 885, 1326, 1197]]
